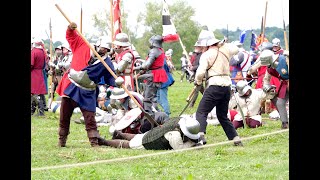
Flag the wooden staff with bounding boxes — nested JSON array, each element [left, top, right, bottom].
[[80, 3, 82, 34], [110, 0, 114, 43], [49, 18, 54, 109], [55, 3, 159, 127], [261, 0, 268, 41]]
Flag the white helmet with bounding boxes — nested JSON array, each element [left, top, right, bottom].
[[236, 80, 252, 96], [100, 39, 112, 49], [178, 116, 200, 140], [113, 33, 131, 47], [61, 43, 71, 52], [272, 38, 281, 47], [195, 29, 219, 47], [232, 40, 243, 48], [31, 37, 44, 45]]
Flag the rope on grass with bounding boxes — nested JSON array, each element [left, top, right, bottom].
[[31, 129, 288, 171]]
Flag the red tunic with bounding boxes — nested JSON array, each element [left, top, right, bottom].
[[148, 48, 167, 83], [267, 68, 288, 99], [255, 66, 281, 92], [56, 28, 91, 96], [31, 48, 47, 95]]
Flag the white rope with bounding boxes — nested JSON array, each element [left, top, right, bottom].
[[31, 129, 288, 171]]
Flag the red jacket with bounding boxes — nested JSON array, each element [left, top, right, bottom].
[[56, 28, 91, 96], [31, 48, 47, 95]]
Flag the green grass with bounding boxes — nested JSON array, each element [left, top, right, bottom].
[[32, 71, 289, 179]]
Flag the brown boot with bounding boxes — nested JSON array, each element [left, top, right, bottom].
[[112, 130, 136, 140], [98, 137, 130, 148], [58, 128, 69, 147], [87, 129, 100, 147]]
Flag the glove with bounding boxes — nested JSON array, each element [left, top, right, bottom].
[[194, 81, 202, 91], [68, 22, 77, 30], [231, 84, 236, 92], [48, 61, 56, 68], [48, 69, 54, 76], [115, 77, 124, 87], [283, 50, 289, 57], [263, 84, 276, 93]]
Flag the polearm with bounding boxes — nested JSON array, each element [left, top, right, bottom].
[[80, 3, 82, 34], [281, 0, 289, 51], [281, 0, 289, 73], [48, 18, 54, 109], [226, 24, 229, 42], [261, 0, 268, 41], [110, 0, 114, 43], [54, 3, 159, 127]]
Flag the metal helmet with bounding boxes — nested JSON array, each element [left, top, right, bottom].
[[178, 116, 200, 140], [113, 33, 131, 47], [165, 50, 172, 57], [272, 38, 281, 47], [232, 40, 243, 48], [236, 80, 252, 96], [259, 49, 274, 61], [99, 39, 112, 49], [148, 35, 163, 48], [109, 87, 128, 100], [61, 43, 71, 52], [259, 42, 273, 51], [31, 37, 44, 45], [55, 45, 62, 50], [195, 29, 217, 47]]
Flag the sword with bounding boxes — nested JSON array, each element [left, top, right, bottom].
[[178, 86, 197, 116], [231, 89, 246, 128]]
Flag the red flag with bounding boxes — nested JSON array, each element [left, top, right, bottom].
[[162, 0, 179, 43], [113, 0, 122, 40]]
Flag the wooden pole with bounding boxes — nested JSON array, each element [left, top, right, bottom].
[[261, 0, 268, 41], [110, 0, 114, 43], [80, 3, 82, 34], [49, 18, 54, 108]]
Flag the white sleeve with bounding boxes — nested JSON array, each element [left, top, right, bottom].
[[164, 131, 195, 150]]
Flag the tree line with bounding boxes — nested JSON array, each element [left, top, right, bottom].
[[43, 0, 289, 69]]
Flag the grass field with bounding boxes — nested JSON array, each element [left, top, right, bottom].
[[31, 71, 289, 180]]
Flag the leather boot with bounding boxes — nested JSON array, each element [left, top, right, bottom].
[[112, 130, 136, 140], [58, 128, 70, 147], [87, 129, 100, 147], [97, 137, 130, 148]]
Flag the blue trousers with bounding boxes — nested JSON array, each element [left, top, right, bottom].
[[156, 87, 170, 116]]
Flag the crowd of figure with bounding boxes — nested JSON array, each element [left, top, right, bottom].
[[31, 22, 288, 149]]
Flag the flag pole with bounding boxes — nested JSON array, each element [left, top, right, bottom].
[[110, 0, 114, 43], [80, 3, 83, 34], [281, 0, 288, 51], [164, 0, 189, 63], [261, 0, 268, 41], [48, 18, 54, 109]]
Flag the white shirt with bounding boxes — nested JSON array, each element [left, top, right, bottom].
[[129, 130, 196, 150]]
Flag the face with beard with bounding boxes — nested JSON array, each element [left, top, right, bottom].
[[114, 45, 123, 54]]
